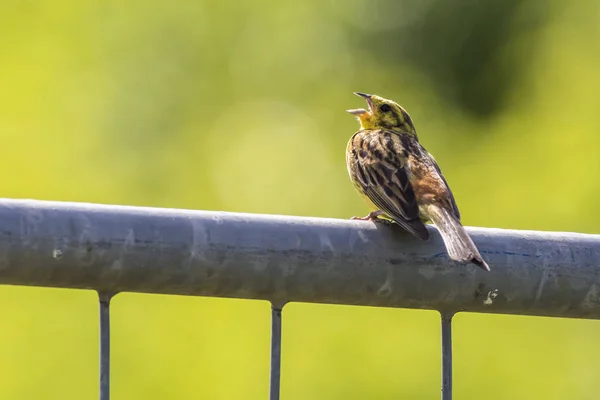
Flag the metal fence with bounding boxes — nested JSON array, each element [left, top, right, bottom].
[[1, 199, 599, 400]]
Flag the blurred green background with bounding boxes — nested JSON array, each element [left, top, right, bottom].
[[1, 0, 600, 398]]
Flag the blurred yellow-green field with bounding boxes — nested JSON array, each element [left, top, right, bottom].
[[1, 0, 600, 398]]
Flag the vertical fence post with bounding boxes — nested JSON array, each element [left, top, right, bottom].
[[98, 292, 115, 400], [440, 312, 454, 400], [269, 303, 285, 400]]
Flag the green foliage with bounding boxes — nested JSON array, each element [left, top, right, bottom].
[[1, 0, 600, 398]]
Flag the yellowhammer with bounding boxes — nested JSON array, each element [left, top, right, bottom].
[[346, 92, 489, 271]]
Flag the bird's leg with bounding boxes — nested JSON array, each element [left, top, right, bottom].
[[351, 210, 383, 221], [350, 210, 392, 225]]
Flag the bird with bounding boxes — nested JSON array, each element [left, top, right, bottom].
[[345, 92, 490, 271]]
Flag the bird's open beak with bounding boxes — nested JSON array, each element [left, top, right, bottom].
[[354, 92, 372, 99], [346, 92, 373, 116], [346, 108, 368, 115]]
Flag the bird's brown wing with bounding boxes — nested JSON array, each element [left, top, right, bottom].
[[353, 138, 429, 240], [427, 152, 461, 220]]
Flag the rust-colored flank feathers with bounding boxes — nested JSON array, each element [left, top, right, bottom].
[[346, 92, 489, 271]]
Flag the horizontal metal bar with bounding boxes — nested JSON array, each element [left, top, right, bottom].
[[0, 199, 599, 319]]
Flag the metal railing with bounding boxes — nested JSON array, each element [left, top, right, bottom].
[[0, 199, 599, 400]]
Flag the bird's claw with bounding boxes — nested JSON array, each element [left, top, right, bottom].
[[350, 211, 392, 225], [350, 215, 374, 221]]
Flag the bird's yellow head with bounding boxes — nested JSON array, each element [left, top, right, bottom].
[[347, 92, 417, 136]]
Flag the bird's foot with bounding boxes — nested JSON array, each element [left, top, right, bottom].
[[350, 210, 382, 221], [350, 211, 392, 225]]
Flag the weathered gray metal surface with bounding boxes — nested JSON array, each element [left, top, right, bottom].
[[0, 199, 598, 318]]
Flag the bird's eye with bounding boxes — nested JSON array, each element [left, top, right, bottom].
[[380, 104, 392, 112]]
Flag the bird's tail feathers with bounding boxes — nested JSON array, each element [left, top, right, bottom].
[[427, 205, 490, 271]]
